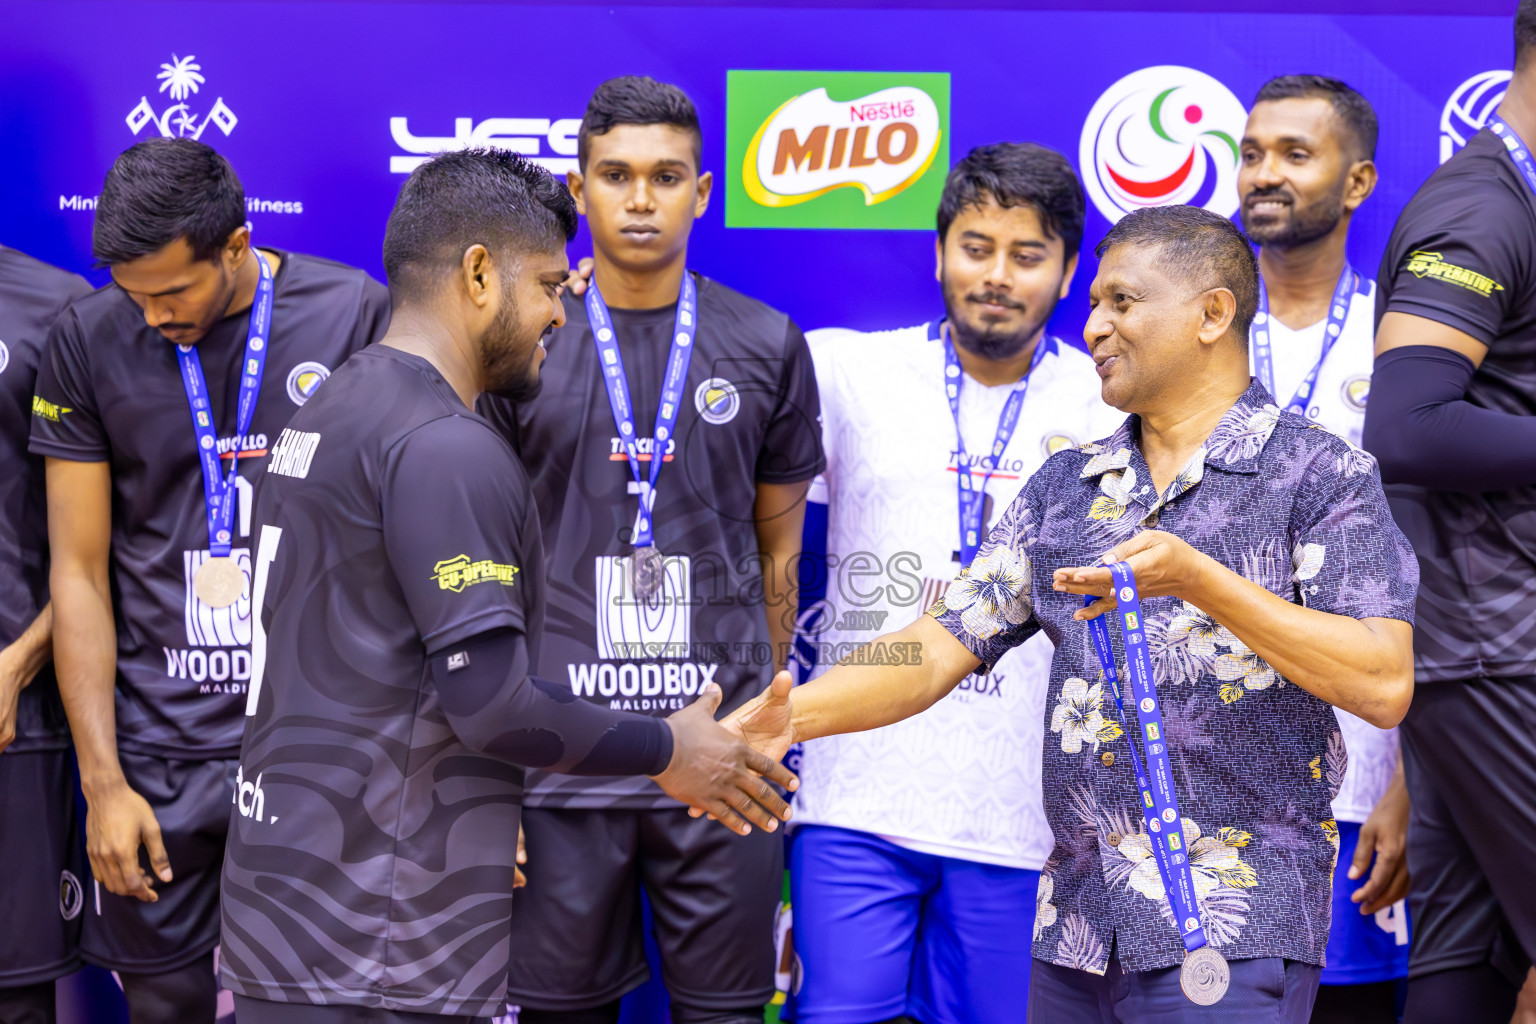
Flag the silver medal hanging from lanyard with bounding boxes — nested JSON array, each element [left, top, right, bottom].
[[178, 251, 274, 610], [1085, 565, 1230, 1005], [587, 273, 699, 602]]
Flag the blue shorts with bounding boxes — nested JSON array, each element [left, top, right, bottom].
[[1321, 820, 1411, 985], [787, 825, 1038, 1024]]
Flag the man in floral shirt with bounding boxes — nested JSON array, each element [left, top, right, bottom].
[[723, 205, 1417, 1021]]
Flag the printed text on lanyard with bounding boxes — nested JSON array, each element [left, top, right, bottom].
[[1085, 563, 1230, 1005], [587, 273, 699, 601], [941, 320, 1049, 568], [178, 251, 274, 610]]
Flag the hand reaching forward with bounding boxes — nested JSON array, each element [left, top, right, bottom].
[[689, 671, 797, 821], [652, 682, 798, 836], [1052, 530, 1217, 621]]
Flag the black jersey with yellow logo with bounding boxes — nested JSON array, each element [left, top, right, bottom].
[[221, 345, 548, 1016], [28, 251, 387, 757], [0, 246, 91, 753], [1377, 128, 1536, 682]]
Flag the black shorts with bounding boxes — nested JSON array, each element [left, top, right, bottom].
[[0, 747, 84, 986], [231, 994, 488, 1024], [81, 752, 237, 973], [1400, 677, 1536, 983], [506, 806, 782, 1015]]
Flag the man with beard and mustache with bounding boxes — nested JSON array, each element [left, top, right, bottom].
[[1237, 77, 1409, 1024], [218, 149, 798, 1024], [788, 143, 1119, 1023]]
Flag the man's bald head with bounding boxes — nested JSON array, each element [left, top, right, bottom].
[[1095, 205, 1259, 347]]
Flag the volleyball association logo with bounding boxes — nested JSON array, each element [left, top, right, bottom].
[[1079, 66, 1247, 224], [1441, 70, 1512, 163]]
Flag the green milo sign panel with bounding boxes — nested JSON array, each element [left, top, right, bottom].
[[726, 70, 951, 230]]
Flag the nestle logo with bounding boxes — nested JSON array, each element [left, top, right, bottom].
[[849, 100, 916, 122]]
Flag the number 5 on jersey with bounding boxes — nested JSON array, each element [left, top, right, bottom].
[[245, 525, 283, 716]]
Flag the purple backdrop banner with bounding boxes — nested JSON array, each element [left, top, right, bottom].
[[0, 1, 1512, 344]]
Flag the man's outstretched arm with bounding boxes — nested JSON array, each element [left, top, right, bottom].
[[429, 628, 797, 835], [722, 615, 981, 762]]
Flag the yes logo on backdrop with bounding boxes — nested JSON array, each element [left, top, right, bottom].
[[388, 117, 582, 176], [1441, 70, 1512, 163], [1079, 66, 1246, 224], [726, 70, 949, 229], [126, 54, 238, 140]]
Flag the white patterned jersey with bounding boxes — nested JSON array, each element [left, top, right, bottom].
[[794, 322, 1121, 869], [1251, 277, 1397, 823]]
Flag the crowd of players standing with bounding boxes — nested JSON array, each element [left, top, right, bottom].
[[4, 5, 1536, 1024]]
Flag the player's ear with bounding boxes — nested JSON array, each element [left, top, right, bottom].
[[462, 244, 493, 307], [567, 170, 587, 217], [934, 235, 944, 284], [1059, 251, 1080, 301], [1344, 158, 1378, 212], [694, 170, 713, 219], [223, 225, 251, 273]]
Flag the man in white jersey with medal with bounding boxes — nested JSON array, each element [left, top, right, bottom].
[[791, 143, 1118, 1024], [1238, 76, 1410, 1024], [717, 205, 1419, 1022]]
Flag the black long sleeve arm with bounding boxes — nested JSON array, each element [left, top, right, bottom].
[[427, 629, 673, 776], [1362, 345, 1536, 493]]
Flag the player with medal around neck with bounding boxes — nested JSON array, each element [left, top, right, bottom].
[[35, 138, 390, 1024], [714, 206, 1418, 1023], [497, 77, 823, 1024]]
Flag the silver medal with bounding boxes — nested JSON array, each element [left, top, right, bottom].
[[630, 545, 666, 601], [1179, 946, 1229, 1005], [193, 556, 245, 609]]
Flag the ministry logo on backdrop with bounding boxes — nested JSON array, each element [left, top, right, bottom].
[[1441, 70, 1512, 163], [388, 117, 582, 176], [1079, 66, 1246, 225], [126, 54, 237, 140], [726, 70, 950, 229]]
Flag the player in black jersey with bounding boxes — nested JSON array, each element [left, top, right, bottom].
[[220, 147, 796, 1024], [0, 246, 92, 1024], [1362, 5, 1536, 1022], [479, 77, 823, 1024], [30, 139, 389, 1024]]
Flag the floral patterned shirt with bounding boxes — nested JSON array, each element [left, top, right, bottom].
[[929, 380, 1418, 975]]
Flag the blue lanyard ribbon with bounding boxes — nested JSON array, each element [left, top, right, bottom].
[[1488, 114, 1536, 195], [176, 251, 274, 558], [940, 321, 1049, 568], [1085, 564, 1208, 955], [587, 273, 699, 548], [1251, 263, 1356, 416]]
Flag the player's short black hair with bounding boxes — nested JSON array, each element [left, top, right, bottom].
[[1095, 205, 1259, 342], [382, 148, 578, 303], [1253, 74, 1378, 160], [92, 138, 246, 267], [577, 76, 703, 172], [936, 143, 1085, 259], [1519, 0, 1536, 68]]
